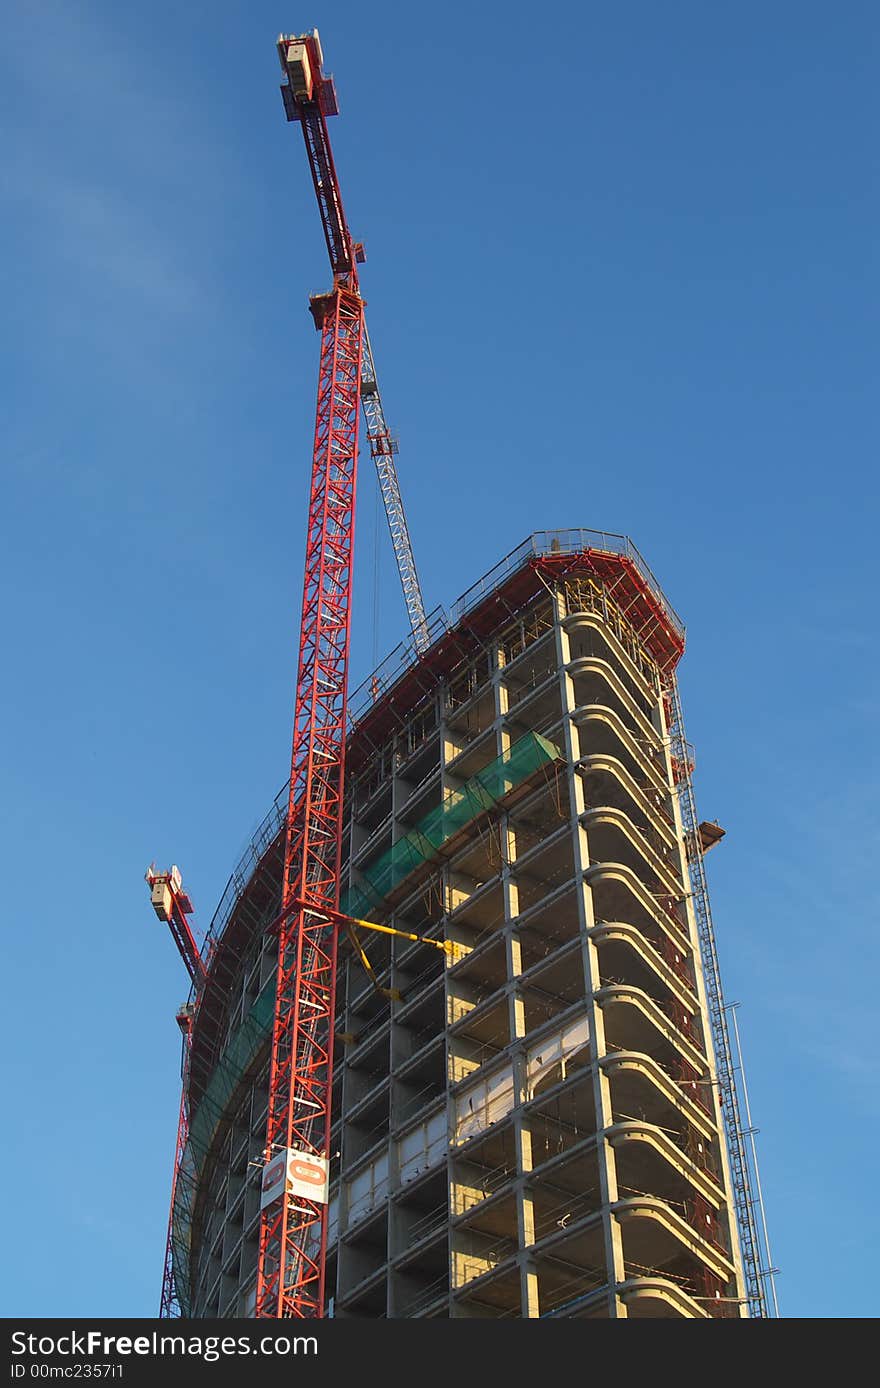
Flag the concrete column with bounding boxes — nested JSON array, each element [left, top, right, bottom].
[[658, 677, 746, 1303], [555, 597, 628, 1317]]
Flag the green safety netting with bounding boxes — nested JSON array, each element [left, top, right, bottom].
[[191, 983, 275, 1168], [170, 730, 560, 1310], [171, 982, 274, 1312], [341, 731, 560, 919]]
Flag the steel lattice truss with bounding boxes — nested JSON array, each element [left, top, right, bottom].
[[360, 325, 428, 651], [255, 278, 364, 1318], [159, 1015, 193, 1318]]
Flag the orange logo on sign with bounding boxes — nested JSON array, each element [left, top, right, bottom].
[[290, 1159, 324, 1185], [262, 1157, 285, 1190]]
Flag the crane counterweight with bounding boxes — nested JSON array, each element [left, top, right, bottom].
[[278, 31, 339, 122], [144, 864, 204, 986], [280, 40, 313, 101]]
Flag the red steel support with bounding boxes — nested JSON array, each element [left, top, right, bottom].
[[159, 1008, 193, 1318], [146, 866, 205, 988], [255, 282, 364, 1319]]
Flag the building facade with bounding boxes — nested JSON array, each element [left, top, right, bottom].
[[169, 531, 749, 1319]]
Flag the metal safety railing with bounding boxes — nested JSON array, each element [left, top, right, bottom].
[[200, 785, 288, 970], [347, 530, 685, 728], [203, 533, 683, 967], [448, 530, 684, 639]]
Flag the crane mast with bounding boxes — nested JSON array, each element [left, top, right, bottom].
[[159, 1005, 194, 1317]]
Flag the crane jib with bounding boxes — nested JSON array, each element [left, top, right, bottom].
[[299, 104, 357, 282]]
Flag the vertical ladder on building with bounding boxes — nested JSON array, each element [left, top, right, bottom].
[[666, 677, 776, 1318]]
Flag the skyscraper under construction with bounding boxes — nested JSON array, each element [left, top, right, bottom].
[[157, 530, 772, 1319], [148, 28, 776, 1325]]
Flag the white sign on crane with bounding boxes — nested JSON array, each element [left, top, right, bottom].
[[260, 1148, 330, 1210]]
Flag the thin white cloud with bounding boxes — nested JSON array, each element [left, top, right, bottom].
[[1, 2, 240, 319], [6, 158, 198, 312]]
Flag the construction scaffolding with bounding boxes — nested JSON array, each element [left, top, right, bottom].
[[170, 984, 274, 1316], [342, 732, 562, 919]]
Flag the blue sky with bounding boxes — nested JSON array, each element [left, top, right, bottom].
[[2, 0, 876, 1319]]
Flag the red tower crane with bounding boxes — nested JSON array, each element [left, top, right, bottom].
[[146, 865, 205, 988], [157, 1003, 195, 1318], [148, 31, 426, 1321], [254, 30, 368, 1320], [145, 865, 204, 1316]]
